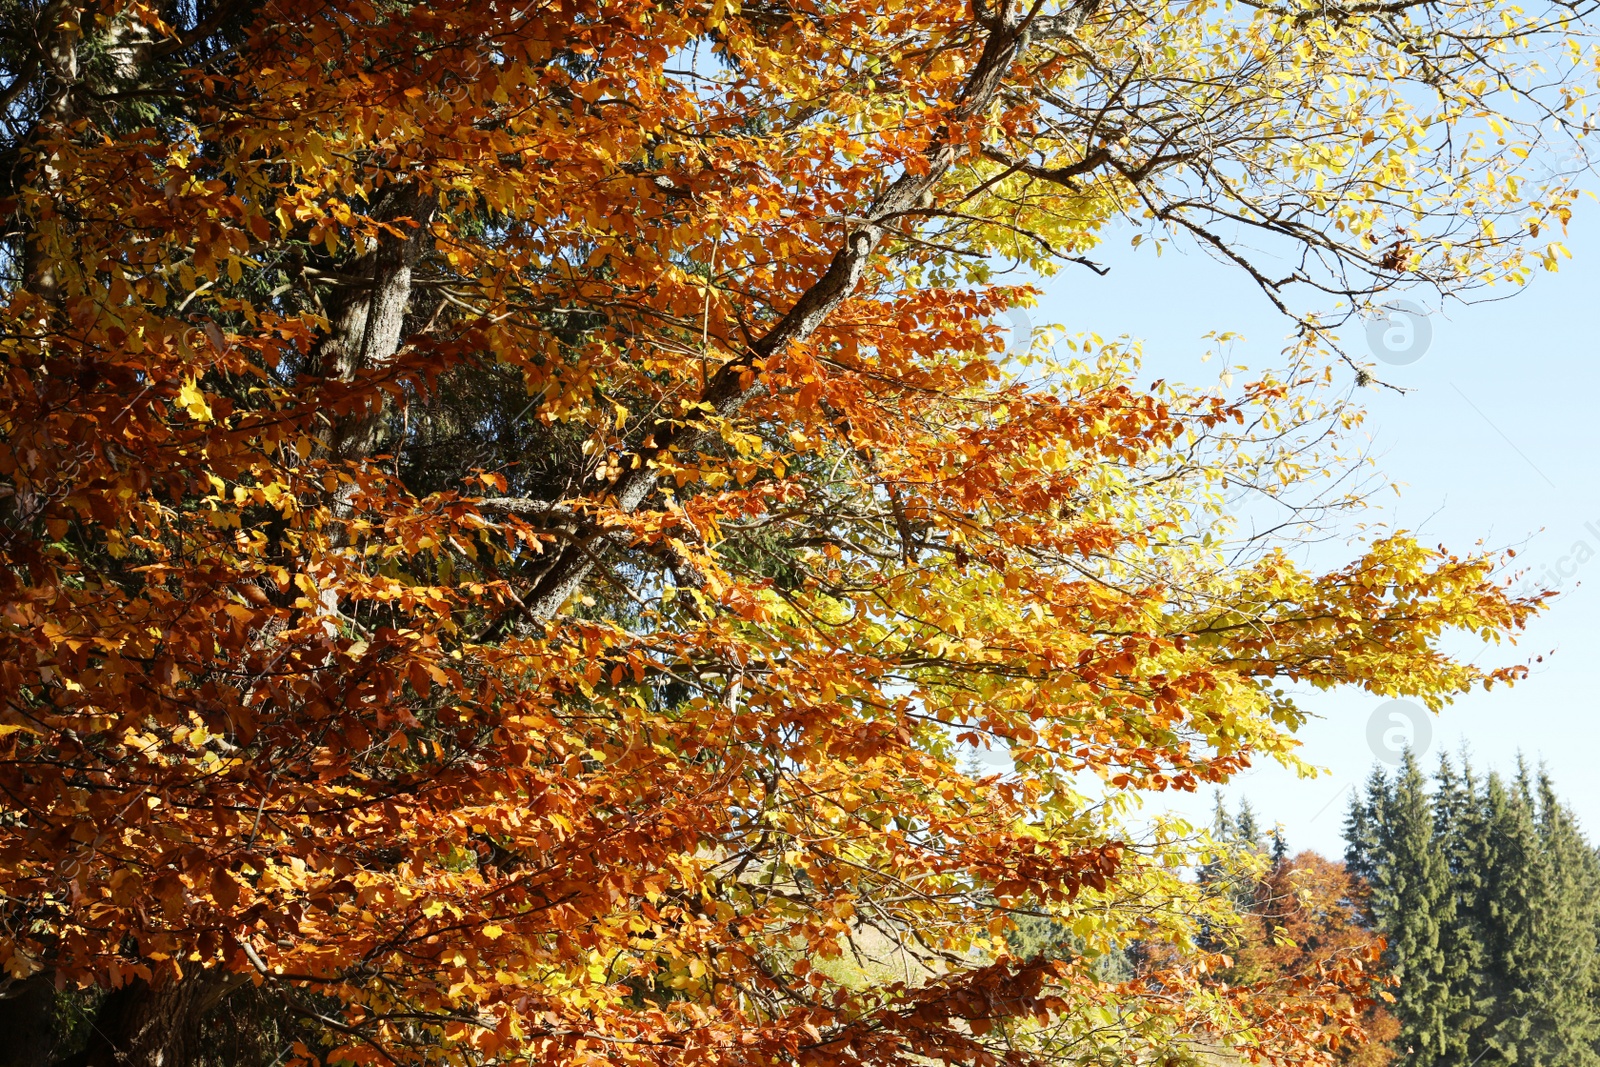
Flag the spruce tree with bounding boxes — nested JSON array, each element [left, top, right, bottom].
[[1370, 751, 1456, 1067], [1344, 766, 1390, 896], [1432, 752, 1491, 1066], [1344, 753, 1600, 1067], [1270, 825, 1290, 866], [1477, 768, 1547, 1065], [1210, 790, 1235, 841], [1522, 768, 1600, 1066], [1235, 799, 1265, 854], [1198, 791, 1236, 891]]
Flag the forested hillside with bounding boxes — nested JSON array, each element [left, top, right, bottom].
[[1346, 756, 1600, 1067], [1189, 758, 1600, 1067]]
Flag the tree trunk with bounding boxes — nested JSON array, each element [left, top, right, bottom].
[[314, 185, 437, 543], [63, 975, 239, 1067], [318, 184, 438, 467], [17, 0, 85, 305], [0, 973, 59, 1067]]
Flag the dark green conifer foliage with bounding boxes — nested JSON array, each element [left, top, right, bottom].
[[1234, 799, 1265, 854], [1372, 752, 1456, 1067], [1344, 766, 1390, 891], [1341, 754, 1600, 1067], [1432, 752, 1491, 1066], [1519, 768, 1600, 1066], [1270, 825, 1290, 866], [1476, 768, 1548, 1065], [1200, 796, 1272, 927]]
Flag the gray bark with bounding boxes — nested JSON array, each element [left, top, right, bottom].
[[312, 184, 438, 575], [17, 1, 84, 303], [319, 185, 439, 467]]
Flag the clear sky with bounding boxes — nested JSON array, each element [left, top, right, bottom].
[[1018, 207, 1600, 859]]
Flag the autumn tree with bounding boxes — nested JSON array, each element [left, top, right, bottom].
[[1210, 839, 1398, 1067], [0, 0, 1591, 1066]]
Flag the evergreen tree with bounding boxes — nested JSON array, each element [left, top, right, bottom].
[[1520, 767, 1600, 1066], [1202, 798, 1273, 916], [1235, 799, 1265, 854], [1344, 753, 1600, 1067], [1270, 824, 1290, 866], [1369, 751, 1456, 1067], [1197, 791, 1236, 894], [1432, 752, 1492, 1066], [1211, 790, 1236, 840], [1477, 768, 1547, 1065], [1344, 766, 1390, 895]]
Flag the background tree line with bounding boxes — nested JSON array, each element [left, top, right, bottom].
[[1345, 753, 1600, 1067], [1187, 754, 1600, 1067], [1203, 802, 1398, 1067]]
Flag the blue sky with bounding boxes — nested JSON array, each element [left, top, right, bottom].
[[1018, 205, 1600, 858]]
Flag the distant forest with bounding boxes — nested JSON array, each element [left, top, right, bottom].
[[1344, 752, 1600, 1067], [1005, 753, 1600, 1067], [1188, 753, 1600, 1067]]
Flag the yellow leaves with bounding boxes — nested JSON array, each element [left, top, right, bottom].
[[175, 378, 212, 422], [0, 0, 1578, 1062], [2, 950, 41, 981], [309, 225, 340, 256]]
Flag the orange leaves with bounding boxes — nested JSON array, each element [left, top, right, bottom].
[[210, 867, 243, 912], [0, 0, 1567, 1063], [1204, 851, 1398, 1066]]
